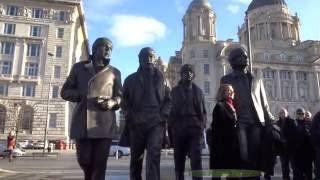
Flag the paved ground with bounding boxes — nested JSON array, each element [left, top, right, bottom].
[[0, 149, 289, 179]]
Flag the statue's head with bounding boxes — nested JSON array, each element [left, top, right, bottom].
[[91, 37, 113, 61], [180, 64, 195, 83], [139, 47, 156, 70], [228, 48, 249, 69]]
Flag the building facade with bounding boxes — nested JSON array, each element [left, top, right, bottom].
[[238, 0, 320, 116], [0, 0, 89, 141], [167, 0, 320, 123]]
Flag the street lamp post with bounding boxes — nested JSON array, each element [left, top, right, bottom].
[[43, 53, 54, 153], [13, 103, 21, 141], [246, 11, 253, 73]]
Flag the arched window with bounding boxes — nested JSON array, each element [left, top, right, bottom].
[[0, 105, 6, 133], [20, 106, 33, 134], [280, 53, 286, 61], [264, 52, 271, 61]]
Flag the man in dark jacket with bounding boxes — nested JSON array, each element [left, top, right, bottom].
[[291, 108, 313, 180], [312, 111, 320, 180], [220, 48, 275, 179], [276, 108, 294, 180], [170, 64, 206, 180], [61, 37, 122, 180], [121, 47, 171, 180]]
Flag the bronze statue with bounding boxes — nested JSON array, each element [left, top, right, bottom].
[[220, 48, 275, 179], [169, 64, 206, 180], [121, 47, 171, 180], [61, 37, 122, 180]]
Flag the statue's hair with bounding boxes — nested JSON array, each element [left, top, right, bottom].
[[228, 47, 247, 66], [180, 64, 195, 76], [138, 47, 155, 58], [92, 37, 113, 54]]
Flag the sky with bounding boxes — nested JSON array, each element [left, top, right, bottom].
[[82, 0, 320, 80]]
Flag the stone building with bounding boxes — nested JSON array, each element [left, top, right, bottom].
[[238, 0, 320, 115], [167, 0, 320, 122], [0, 0, 89, 141]]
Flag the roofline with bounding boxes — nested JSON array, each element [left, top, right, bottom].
[[35, 0, 90, 55]]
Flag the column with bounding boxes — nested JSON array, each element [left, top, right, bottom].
[[308, 73, 314, 101], [276, 70, 282, 100], [315, 72, 320, 100], [279, 22, 283, 39], [292, 71, 298, 101], [257, 68, 263, 79], [198, 16, 201, 36]]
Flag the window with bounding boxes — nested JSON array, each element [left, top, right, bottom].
[[30, 26, 41, 37], [190, 50, 195, 58], [264, 52, 271, 61], [24, 63, 38, 76], [32, 8, 43, 19], [52, 86, 59, 98], [204, 81, 210, 94], [21, 106, 33, 134], [22, 84, 36, 97], [280, 71, 291, 80], [4, 23, 16, 35], [55, 46, 62, 57], [6, 6, 19, 16], [57, 28, 64, 38], [204, 64, 210, 75], [49, 113, 57, 128], [0, 84, 8, 96], [280, 53, 286, 61], [263, 69, 275, 79], [54, 66, 61, 79], [0, 105, 6, 133], [0, 61, 12, 75], [297, 72, 308, 81], [203, 50, 208, 58], [59, 11, 66, 21], [296, 55, 303, 63], [0, 42, 15, 55], [27, 44, 41, 57]]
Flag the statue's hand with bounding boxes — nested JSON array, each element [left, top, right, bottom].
[[100, 99, 116, 110]]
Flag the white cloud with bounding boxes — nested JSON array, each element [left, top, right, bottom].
[[108, 15, 167, 47], [233, 0, 251, 5], [227, 4, 240, 14], [83, 0, 125, 23]]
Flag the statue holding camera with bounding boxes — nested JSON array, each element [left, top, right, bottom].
[[61, 37, 122, 180]]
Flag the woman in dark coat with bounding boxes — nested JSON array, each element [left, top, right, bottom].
[[209, 84, 240, 176]]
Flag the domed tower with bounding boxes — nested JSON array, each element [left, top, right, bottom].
[[183, 0, 216, 44], [180, 0, 220, 124], [239, 0, 300, 50]]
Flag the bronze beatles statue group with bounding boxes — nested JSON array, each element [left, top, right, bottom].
[[61, 37, 276, 180]]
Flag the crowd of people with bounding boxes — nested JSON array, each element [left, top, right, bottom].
[[209, 88, 320, 180]]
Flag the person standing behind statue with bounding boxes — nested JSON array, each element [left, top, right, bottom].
[[291, 108, 313, 180], [169, 64, 206, 180], [312, 111, 320, 180], [220, 48, 275, 179], [61, 37, 122, 180], [121, 47, 171, 180], [209, 84, 239, 179], [7, 130, 16, 162], [276, 108, 295, 180]]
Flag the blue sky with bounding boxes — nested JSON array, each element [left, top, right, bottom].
[[83, 0, 320, 80]]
